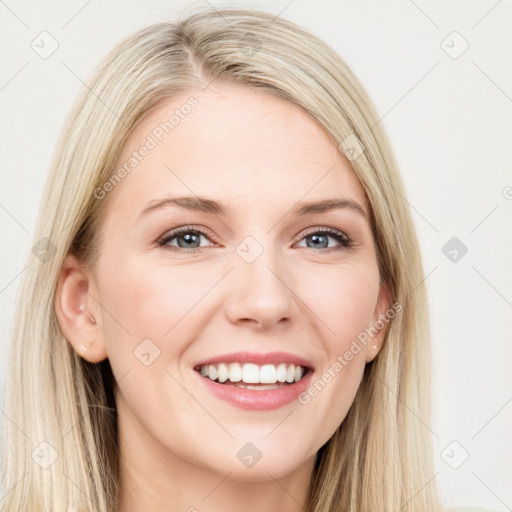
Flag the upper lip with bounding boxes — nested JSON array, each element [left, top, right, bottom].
[[194, 351, 314, 370]]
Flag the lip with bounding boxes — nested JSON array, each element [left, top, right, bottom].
[[195, 367, 313, 411], [194, 351, 314, 369], [193, 351, 314, 411]]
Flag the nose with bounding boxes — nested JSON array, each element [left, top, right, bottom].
[[223, 244, 298, 331]]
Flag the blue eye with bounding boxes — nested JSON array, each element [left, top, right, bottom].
[[158, 226, 213, 252], [296, 227, 353, 252], [158, 225, 353, 254]]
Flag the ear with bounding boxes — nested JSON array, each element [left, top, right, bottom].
[[365, 282, 392, 363], [54, 253, 107, 363]]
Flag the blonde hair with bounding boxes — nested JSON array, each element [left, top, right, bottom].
[[1, 6, 442, 511]]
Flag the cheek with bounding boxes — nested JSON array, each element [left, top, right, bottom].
[[294, 264, 379, 433], [96, 255, 209, 344], [93, 258, 208, 441], [304, 261, 380, 346]]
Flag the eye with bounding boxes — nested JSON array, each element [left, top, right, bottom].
[[295, 227, 353, 253], [158, 226, 216, 252]]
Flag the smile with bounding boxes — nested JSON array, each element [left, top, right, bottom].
[[196, 362, 306, 386], [193, 352, 314, 410]]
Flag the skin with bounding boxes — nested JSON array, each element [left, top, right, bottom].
[[55, 83, 391, 512]]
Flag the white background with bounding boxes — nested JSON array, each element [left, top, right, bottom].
[[0, 0, 511, 509]]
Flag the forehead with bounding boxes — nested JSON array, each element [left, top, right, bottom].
[[107, 83, 368, 217]]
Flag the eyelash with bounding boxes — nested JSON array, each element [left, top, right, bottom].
[[157, 225, 353, 254]]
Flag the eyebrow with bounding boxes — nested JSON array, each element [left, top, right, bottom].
[[137, 196, 369, 220]]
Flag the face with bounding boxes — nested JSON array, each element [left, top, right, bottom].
[[58, 83, 390, 482]]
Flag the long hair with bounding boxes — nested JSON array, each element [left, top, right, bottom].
[[1, 7, 441, 511]]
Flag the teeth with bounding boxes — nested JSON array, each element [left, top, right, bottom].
[[276, 363, 287, 382], [228, 362, 242, 382], [242, 363, 260, 383], [208, 365, 218, 381], [197, 362, 307, 385], [285, 364, 295, 383], [217, 363, 229, 383], [260, 364, 277, 384]]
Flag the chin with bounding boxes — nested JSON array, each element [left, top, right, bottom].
[[200, 442, 310, 481]]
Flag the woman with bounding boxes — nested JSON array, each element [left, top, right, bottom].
[[1, 6, 481, 512]]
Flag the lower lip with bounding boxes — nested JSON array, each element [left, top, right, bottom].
[[195, 370, 313, 411]]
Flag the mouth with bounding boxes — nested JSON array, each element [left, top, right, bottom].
[[192, 352, 314, 410], [194, 362, 310, 390]]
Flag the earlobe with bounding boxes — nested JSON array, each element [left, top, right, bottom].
[[54, 253, 107, 363]]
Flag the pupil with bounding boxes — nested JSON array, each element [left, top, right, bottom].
[[309, 234, 327, 249], [179, 233, 199, 248]]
